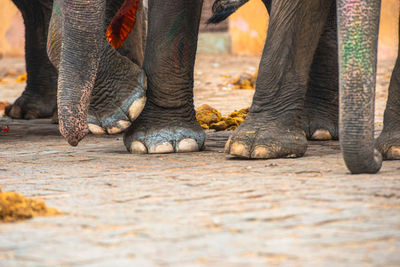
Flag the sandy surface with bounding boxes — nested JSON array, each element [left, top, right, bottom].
[[0, 54, 399, 266]]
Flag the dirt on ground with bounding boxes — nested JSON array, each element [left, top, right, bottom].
[[0, 54, 399, 266]]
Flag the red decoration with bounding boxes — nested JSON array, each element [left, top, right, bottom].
[[106, 0, 140, 49]]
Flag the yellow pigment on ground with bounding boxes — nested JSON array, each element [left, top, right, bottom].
[[196, 104, 249, 131], [0, 77, 8, 84], [14, 73, 27, 83], [0, 101, 9, 111], [0, 188, 61, 223], [229, 72, 257, 90]]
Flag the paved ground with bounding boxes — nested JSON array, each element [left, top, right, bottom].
[[0, 55, 400, 266]]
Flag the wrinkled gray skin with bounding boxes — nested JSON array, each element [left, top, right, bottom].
[[219, 0, 399, 174], [57, 0, 399, 173], [55, 0, 205, 152], [6, 0, 58, 120], [7, 0, 147, 136]]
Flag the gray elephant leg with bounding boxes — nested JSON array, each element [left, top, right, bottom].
[[303, 3, 338, 140], [48, 0, 146, 136], [87, 0, 147, 135], [6, 0, 58, 119], [376, 13, 400, 159], [123, 0, 206, 154], [225, 0, 334, 159]]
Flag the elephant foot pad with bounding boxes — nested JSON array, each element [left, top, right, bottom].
[[5, 92, 56, 120], [225, 116, 308, 159], [87, 63, 147, 135], [124, 116, 206, 154]]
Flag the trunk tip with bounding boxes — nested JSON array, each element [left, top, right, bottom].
[[59, 117, 89, 146], [346, 149, 383, 174]]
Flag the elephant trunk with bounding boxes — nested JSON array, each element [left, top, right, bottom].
[[57, 0, 105, 146], [337, 0, 382, 173]]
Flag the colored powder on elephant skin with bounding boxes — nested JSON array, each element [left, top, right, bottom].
[[196, 104, 249, 131], [0, 188, 61, 223]]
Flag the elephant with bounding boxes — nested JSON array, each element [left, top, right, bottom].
[[53, 0, 207, 153], [6, 0, 58, 120], [213, 0, 399, 173], [6, 0, 147, 135], [56, 0, 399, 174]]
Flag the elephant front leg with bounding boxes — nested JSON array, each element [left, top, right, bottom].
[[124, 0, 205, 154], [225, 0, 334, 159], [6, 0, 58, 120], [376, 51, 400, 159], [303, 3, 339, 140]]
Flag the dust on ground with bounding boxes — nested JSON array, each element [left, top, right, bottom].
[[0, 54, 399, 266]]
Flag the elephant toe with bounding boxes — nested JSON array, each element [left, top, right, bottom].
[[225, 114, 307, 159], [311, 129, 333, 140], [386, 146, 400, 160]]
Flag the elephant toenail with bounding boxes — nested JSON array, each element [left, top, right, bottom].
[[224, 136, 232, 153], [88, 123, 106, 135], [25, 110, 40, 119], [177, 138, 199, 152], [106, 120, 131, 134], [251, 146, 272, 158], [9, 105, 21, 118], [386, 146, 400, 160], [128, 96, 146, 121], [229, 142, 251, 158], [311, 129, 332, 140], [130, 141, 148, 154], [149, 142, 174, 154]]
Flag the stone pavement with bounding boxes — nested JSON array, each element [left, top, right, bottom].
[[0, 119, 400, 266], [0, 55, 400, 266]]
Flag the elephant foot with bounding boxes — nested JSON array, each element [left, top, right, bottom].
[[123, 104, 205, 154], [376, 130, 400, 160], [5, 90, 56, 119], [88, 48, 146, 135], [302, 111, 338, 141], [225, 113, 307, 159]]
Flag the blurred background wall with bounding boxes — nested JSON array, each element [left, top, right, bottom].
[[0, 0, 398, 60], [0, 0, 24, 58]]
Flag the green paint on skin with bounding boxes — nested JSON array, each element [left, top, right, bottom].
[[160, 10, 186, 48], [341, 24, 373, 76], [55, 2, 63, 17]]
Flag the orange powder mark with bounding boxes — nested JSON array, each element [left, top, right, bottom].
[[106, 0, 140, 49]]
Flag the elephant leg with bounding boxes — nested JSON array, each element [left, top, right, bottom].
[[376, 14, 400, 160], [303, 3, 338, 140], [6, 0, 58, 120], [48, 0, 146, 136], [124, 0, 206, 154], [86, 0, 147, 135], [225, 0, 334, 159]]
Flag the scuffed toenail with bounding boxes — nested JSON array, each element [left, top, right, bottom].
[[25, 110, 40, 120], [9, 105, 21, 118], [177, 138, 199, 152], [229, 142, 250, 158], [311, 129, 332, 140], [251, 146, 273, 159], [130, 141, 148, 154], [128, 96, 146, 121], [386, 146, 400, 160], [106, 120, 131, 135], [224, 136, 232, 152], [149, 142, 174, 154], [88, 123, 106, 135]]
